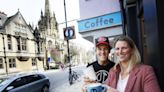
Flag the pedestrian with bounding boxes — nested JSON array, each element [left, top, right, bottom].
[[108, 48, 117, 63], [105, 36, 161, 92], [82, 36, 115, 91], [60, 63, 64, 70]]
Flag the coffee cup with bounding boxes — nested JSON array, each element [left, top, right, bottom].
[[86, 83, 106, 92]]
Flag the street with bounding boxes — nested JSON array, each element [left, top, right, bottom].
[[44, 65, 85, 92]]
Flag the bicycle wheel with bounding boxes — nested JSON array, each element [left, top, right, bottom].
[[69, 74, 73, 85], [74, 73, 78, 80]]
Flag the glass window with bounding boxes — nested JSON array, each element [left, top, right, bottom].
[[0, 58, 3, 69], [41, 42, 44, 52], [27, 75, 42, 83], [7, 35, 12, 50], [40, 42, 44, 52], [16, 38, 21, 51], [32, 58, 36, 66], [21, 38, 27, 50], [39, 42, 42, 52], [9, 58, 16, 68], [16, 38, 27, 51], [8, 77, 27, 88]]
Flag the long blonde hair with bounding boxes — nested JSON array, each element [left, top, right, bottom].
[[113, 36, 141, 72]]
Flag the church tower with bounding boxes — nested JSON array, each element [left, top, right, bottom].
[[38, 0, 59, 38], [36, 0, 61, 68]]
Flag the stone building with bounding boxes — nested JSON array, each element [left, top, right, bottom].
[[0, 10, 44, 75], [0, 0, 61, 74]]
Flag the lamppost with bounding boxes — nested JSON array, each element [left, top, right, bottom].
[[63, 0, 72, 84], [0, 32, 8, 75], [34, 39, 38, 71]]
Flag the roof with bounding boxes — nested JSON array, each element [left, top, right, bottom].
[[3, 13, 17, 26]]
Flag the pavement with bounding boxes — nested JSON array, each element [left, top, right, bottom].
[[53, 75, 84, 92], [0, 66, 85, 92], [44, 65, 86, 92]]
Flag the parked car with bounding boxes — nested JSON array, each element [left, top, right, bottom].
[[0, 72, 50, 92]]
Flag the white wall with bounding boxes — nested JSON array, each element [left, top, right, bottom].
[[79, 0, 120, 20]]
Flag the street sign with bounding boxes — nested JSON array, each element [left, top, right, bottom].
[[63, 26, 76, 40]]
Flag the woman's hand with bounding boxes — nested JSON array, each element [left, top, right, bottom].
[[106, 87, 119, 92], [102, 84, 118, 92]]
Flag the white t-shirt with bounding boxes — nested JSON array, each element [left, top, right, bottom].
[[116, 74, 129, 92]]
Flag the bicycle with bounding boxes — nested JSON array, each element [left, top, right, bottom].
[[68, 67, 79, 85], [72, 71, 79, 80]]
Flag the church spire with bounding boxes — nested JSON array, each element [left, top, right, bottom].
[[45, 0, 51, 17]]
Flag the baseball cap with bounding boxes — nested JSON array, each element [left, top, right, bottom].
[[96, 36, 110, 46]]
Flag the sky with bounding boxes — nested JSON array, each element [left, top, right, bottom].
[[0, 0, 94, 49], [0, 0, 80, 26]]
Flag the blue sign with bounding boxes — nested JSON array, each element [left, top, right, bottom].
[[64, 26, 75, 40], [48, 57, 52, 63], [78, 12, 122, 32], [65, 27, 74, 37]]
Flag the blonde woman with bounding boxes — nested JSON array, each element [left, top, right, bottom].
[[105, 36, 161, 92]]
